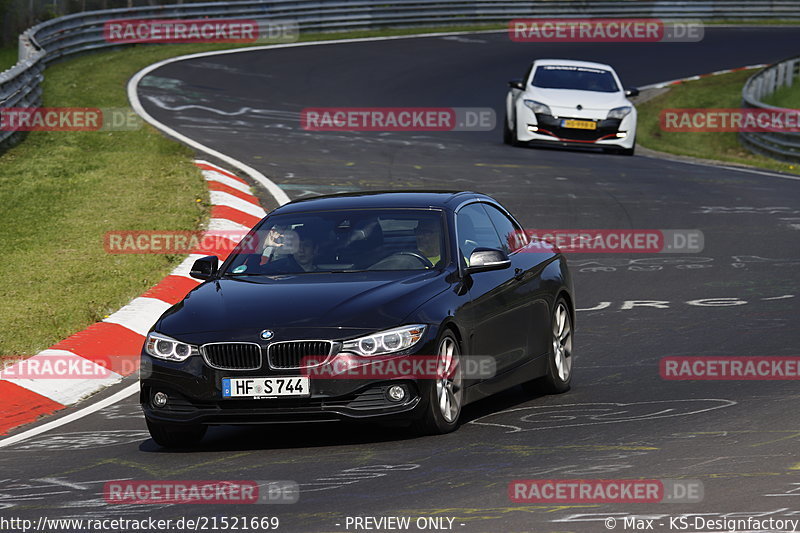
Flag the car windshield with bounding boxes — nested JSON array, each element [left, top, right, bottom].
[[223, 209, 447, 275], [532, 65, 619, 93]]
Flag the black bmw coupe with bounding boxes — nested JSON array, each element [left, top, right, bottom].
[[140, 191, 574, 447]]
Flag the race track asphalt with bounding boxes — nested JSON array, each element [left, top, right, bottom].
[[2, 26, 799, 533]]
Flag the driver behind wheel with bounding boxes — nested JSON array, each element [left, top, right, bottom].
[[415, 218, 443, 267]]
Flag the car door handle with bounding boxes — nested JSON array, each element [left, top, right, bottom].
[[514, 268, 524, 280]]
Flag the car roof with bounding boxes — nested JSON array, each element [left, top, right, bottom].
[[271, 190, 491, 214], [532, 58, 615, 71]]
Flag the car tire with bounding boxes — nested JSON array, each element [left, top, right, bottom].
[[523, 297, 573, 395], [146, 418, 207, 448], [503, 113, 520, 147], [412, 330, 463, 435], [603, 144, 634, 156]]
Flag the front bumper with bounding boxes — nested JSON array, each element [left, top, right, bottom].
[[516, 109, 636, 149], [139, 338, 437, 425]]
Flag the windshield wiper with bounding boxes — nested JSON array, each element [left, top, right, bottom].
[[222, 272, 283, 277], [222, 269, 373, 276]]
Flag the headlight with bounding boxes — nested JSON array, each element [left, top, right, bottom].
[[607, 106, 632, 120], [144, 332, 198, 362], [523, 100, 552, 115], [341, 325, 426, 357]]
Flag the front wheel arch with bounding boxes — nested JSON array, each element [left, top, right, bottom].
[[556, 290, 575, 329], [412, 327, 464, 435]]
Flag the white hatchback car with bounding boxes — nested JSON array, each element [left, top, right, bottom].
[[504, 59, 638, 155]]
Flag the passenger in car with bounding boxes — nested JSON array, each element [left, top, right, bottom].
[[262, 226, 319, 273]]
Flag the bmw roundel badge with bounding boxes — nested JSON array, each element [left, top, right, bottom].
[[260, 329, 274, 340]]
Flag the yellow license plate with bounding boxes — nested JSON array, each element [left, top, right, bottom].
[[562, 119, 597, 130]]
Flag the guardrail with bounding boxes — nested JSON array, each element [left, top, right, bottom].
[[3, 0, 800, 149], [740, 56, 800, 163]]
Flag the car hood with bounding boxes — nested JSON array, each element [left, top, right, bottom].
[[526, 88, 629, 112], [154, 270, 450, 342]]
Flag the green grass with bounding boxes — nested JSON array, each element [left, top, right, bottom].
[[763, 82, 800, 109], [0, 46, 17, 71], [636, 70, 800, 175], [0, 47, 212, 357]]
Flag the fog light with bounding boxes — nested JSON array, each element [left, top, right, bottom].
[[527, 125, 539, 132], [616, 132, 627, 138], [152, 391, 168, 408], [387, 385, 406, 402]]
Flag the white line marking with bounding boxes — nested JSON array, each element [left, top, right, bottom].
[[469, 399, 737, 433], [207, 217, 252, 234], [2, 350, 124, 405], [0, 383, 139, 448], [129, 66, 290, 206], [640, 153, 800, 181], [102, 296, 172, 337], [33, 478, 90, 490], [638, 64, 767, 90], [704, 163, 800, 181], [196, 159, 245, 177], [125, 28, 551, 209], [201, 169, 253, 194], [209, 190, 266, 218], [576, 302, 611, 312]]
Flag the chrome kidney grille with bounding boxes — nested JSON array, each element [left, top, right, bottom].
[[201, 343, 262, 370], [268, 341, 334, 369]]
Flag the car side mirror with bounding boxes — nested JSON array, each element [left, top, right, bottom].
[[508, 79, 525, 90], [190, 255, 219, 280], [625, 87, 640, 97], [466, 248, 511, 274]]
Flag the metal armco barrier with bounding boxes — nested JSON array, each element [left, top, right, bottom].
[[740, 56, 800, 163], [2, 0, 800, 148]]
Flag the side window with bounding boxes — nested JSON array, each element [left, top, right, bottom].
[[456, 204, 502, 260], [482, 204, 527, 254]]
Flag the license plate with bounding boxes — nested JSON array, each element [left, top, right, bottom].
[[562, 119, 597, 130], [222, 377, 310, 398]]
